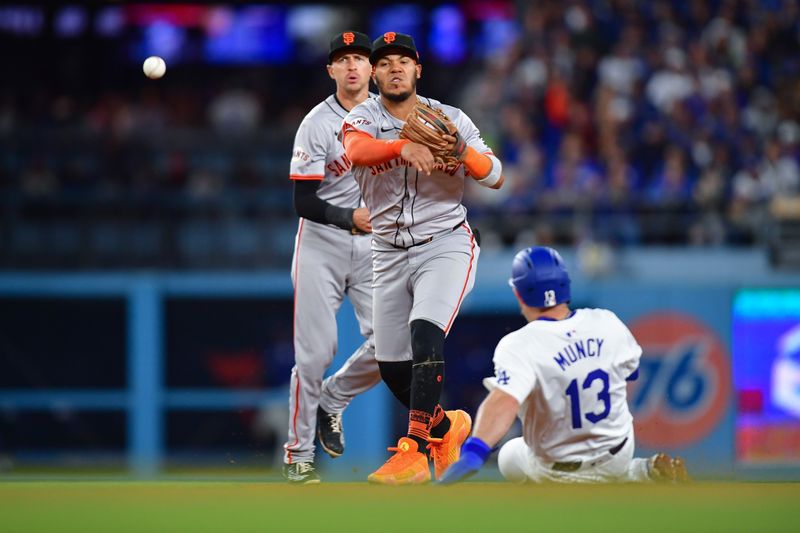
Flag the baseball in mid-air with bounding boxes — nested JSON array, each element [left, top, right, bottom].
[[142, 56, 166, 80]]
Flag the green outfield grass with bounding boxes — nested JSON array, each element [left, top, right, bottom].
[[1, 481, 797, 532]]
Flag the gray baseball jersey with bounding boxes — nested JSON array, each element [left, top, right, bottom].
[[284, 93, 380, 465], [343, 95, 492, 249], [343, 95, 491, 361], [290, 94, 366, 208]]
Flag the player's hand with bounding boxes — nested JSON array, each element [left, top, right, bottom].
[[401, 142, 436, 175], [440, 134, 461, 160], [352, 207, 372, 234], [437, 451, 485, 485]]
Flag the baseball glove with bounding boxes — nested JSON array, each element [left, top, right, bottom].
[[399, 102, 467, 165]]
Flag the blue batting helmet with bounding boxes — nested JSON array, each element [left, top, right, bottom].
[[508, 246, 571, 308]]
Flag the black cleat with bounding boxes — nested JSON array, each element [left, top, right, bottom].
[[283, 462, 321, 484], [317, 406, 344, 458]]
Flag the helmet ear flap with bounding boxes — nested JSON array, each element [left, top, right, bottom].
[[510, 286, 524, 306]]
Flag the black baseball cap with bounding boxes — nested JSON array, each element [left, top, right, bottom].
[[370, 32, 419, 64], [329, 31, 372, 63]]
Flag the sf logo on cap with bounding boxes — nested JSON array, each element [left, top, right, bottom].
[[383, 32, 396, 44], [343, 32, 355, 45]]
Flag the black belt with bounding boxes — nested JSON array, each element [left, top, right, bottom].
[[551, 437, 628, 472], [390, 220, 465, 250]]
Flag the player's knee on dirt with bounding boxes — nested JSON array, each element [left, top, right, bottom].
[[498, 438, 529, 483], [410, 319, 445, 364], [377, 360, 412, 408]]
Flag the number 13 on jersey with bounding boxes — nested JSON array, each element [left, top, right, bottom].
[[565, 369, 611, 429]]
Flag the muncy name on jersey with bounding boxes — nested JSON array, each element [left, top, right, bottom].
[[553, 337, 605, 371]]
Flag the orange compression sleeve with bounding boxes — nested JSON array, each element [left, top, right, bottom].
[[462, 146, 492, 178], [343, 128, 410, 166]]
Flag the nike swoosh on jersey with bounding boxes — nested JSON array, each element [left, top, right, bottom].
[[380, 126, 397, 132]]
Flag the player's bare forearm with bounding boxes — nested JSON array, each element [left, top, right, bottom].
[[471, 391, 518, 447], [470, 389, 520, 447]]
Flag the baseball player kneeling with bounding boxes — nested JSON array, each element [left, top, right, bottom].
[[439, 246, 689, 484]]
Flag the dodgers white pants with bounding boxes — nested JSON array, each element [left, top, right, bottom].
[[497, 435, 652, 483]]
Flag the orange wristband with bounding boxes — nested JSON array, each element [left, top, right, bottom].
[[462, 146, 492, 178]]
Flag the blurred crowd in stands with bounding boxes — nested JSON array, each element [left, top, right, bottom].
[[1, 0, 799, 268], [462, 0, 800, 249]]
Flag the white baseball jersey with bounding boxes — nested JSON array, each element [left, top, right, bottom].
[[488, 308, 642, 464], [290, 93, 375, 208], [343, 95, 492, 248]]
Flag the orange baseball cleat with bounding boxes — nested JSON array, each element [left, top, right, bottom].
[[367, 437, 430, 485], [427, 410, 472, 480]]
